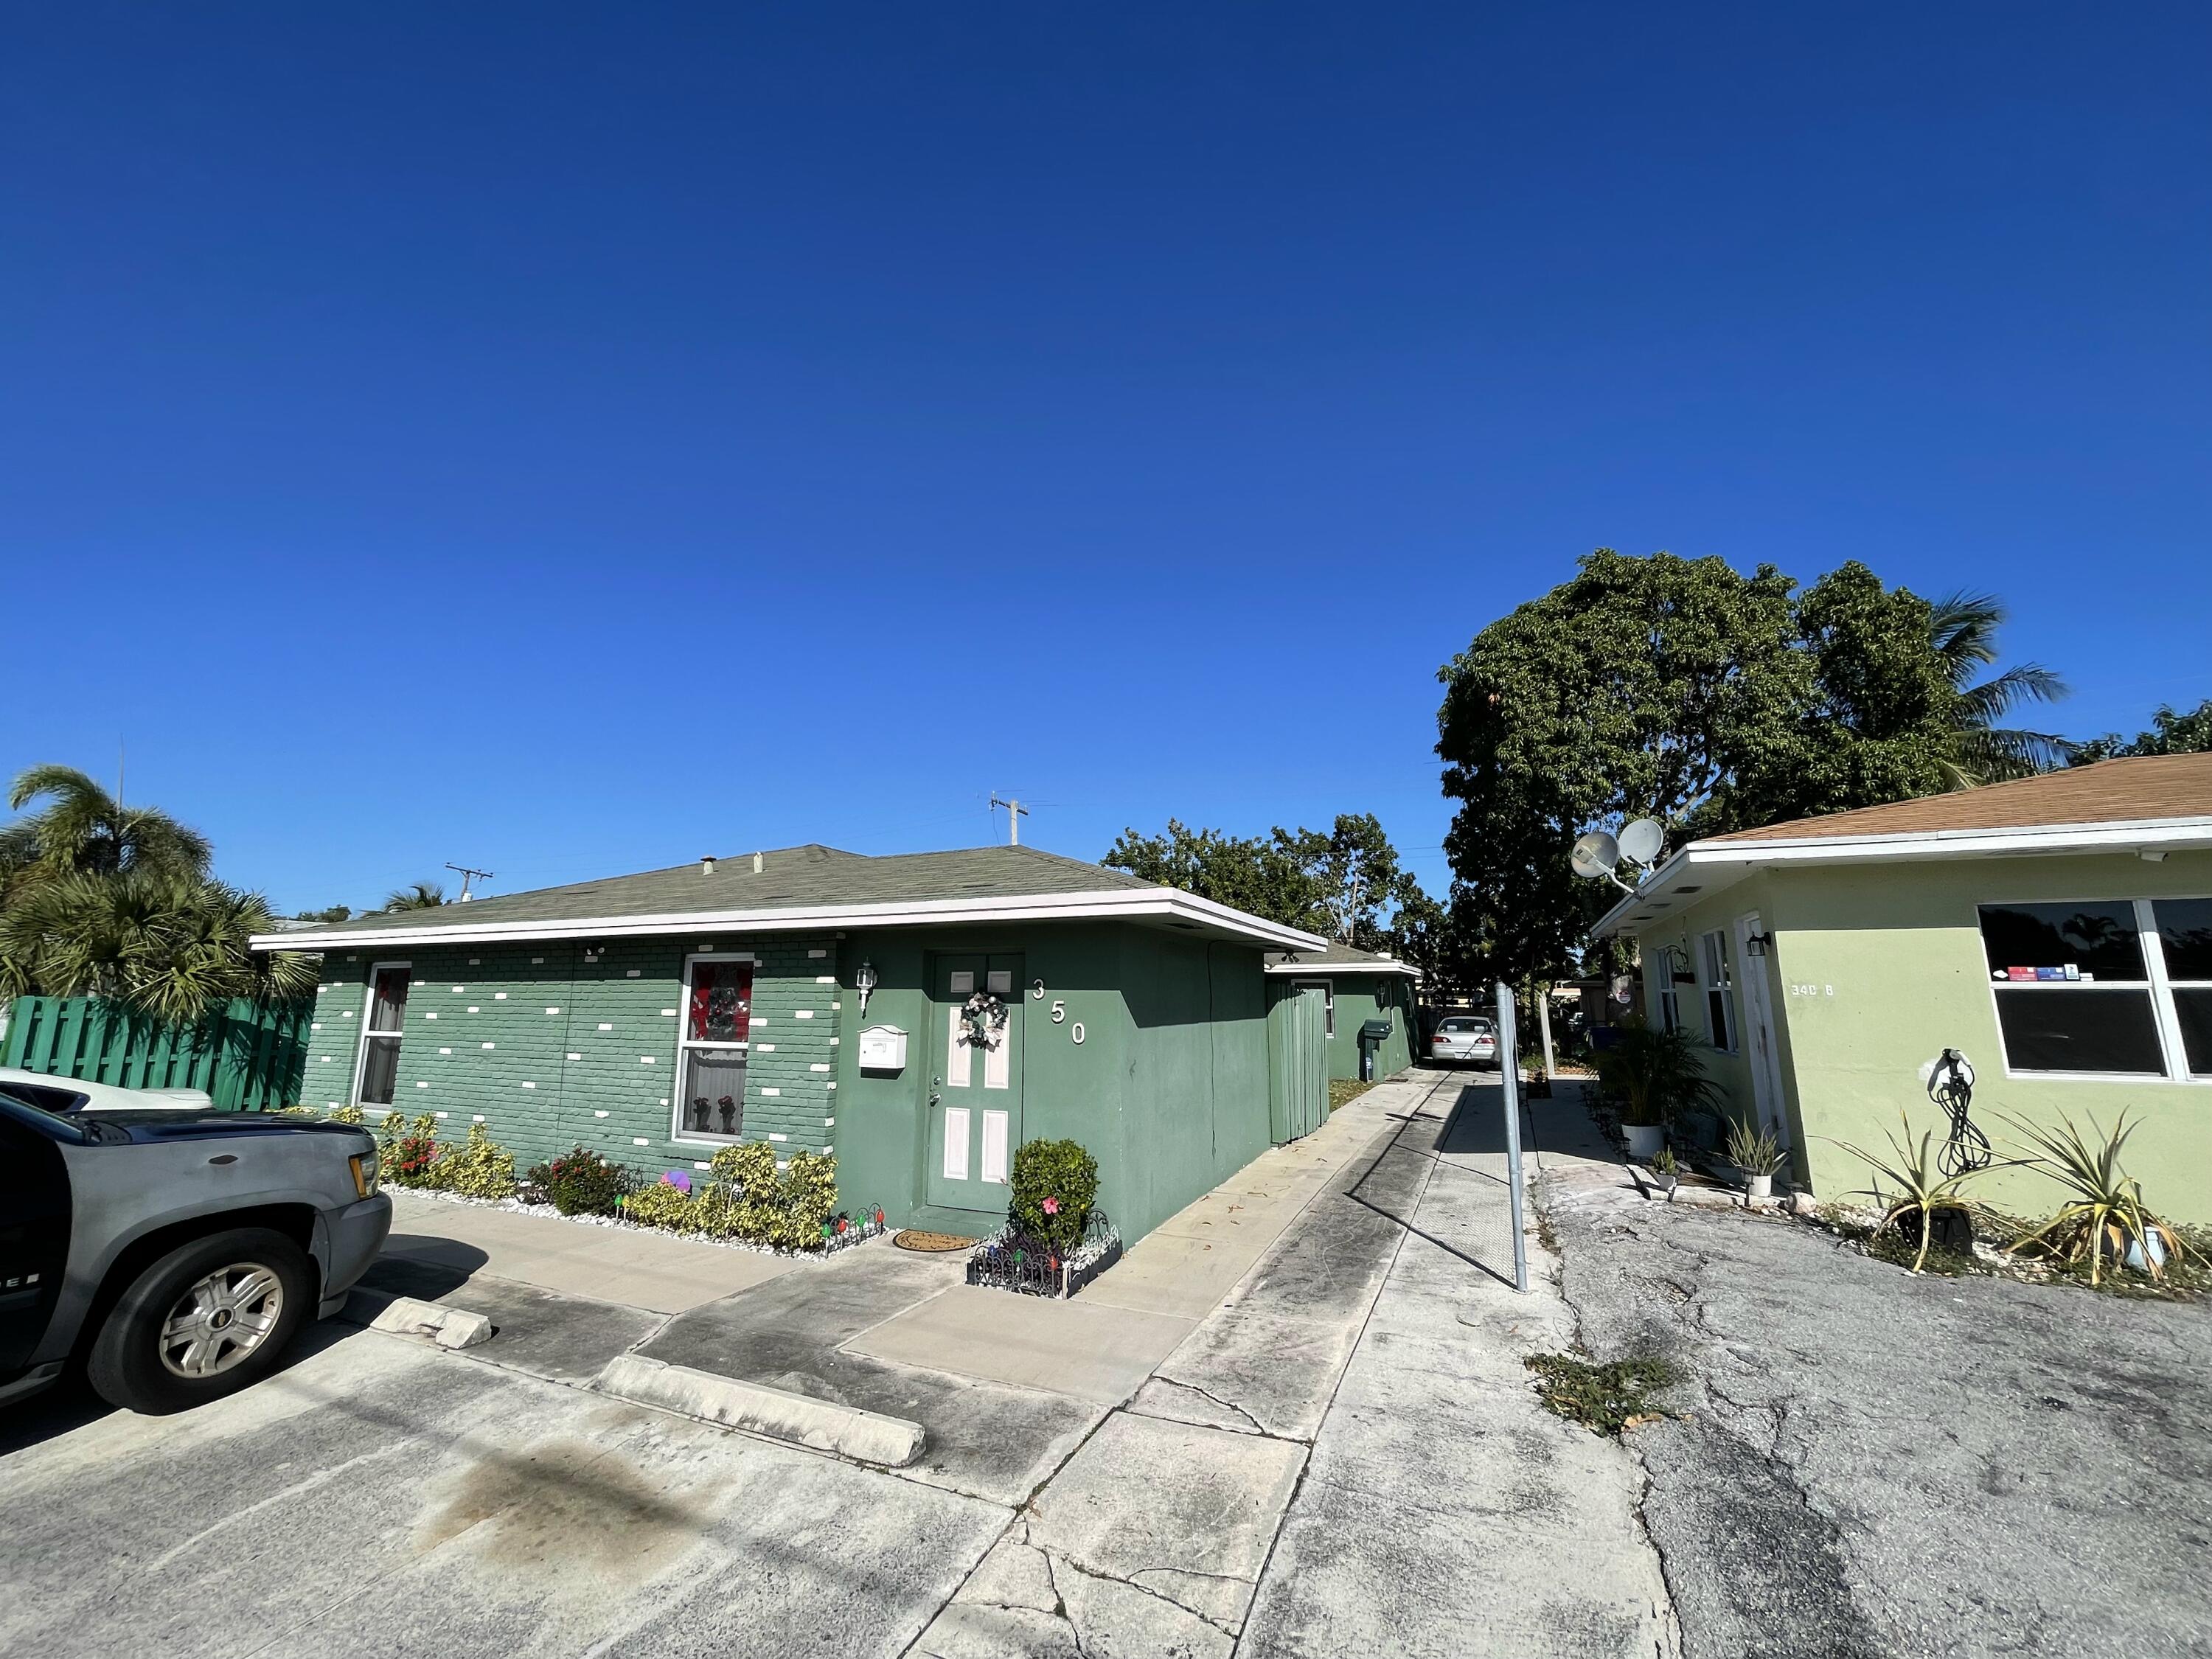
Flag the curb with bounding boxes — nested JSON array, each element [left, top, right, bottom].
[[355, 1291, 498, 1350], [593, 1354, 926, 1467]]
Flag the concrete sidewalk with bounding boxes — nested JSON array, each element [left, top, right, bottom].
[[377, 1190, 798, 1314], [916, 1069, 1678, 1658]]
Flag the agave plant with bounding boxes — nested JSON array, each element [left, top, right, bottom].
[[1827, 1113, 1999, 1274], [1722, 1119, 1787, 1179], [1594, 1019, 1723, 1128], [2000, 1110, 2193, 1286]]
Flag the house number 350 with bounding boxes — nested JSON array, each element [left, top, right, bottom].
[[1044, 1000, 1084, 1043]]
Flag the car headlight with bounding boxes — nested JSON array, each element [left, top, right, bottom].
[[350, 1151, 380, 1198]]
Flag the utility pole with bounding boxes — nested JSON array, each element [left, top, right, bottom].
[[988, 795, 1029, 846], [445, 862, 495, 902]]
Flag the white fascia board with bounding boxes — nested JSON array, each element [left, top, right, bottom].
[[1589, 815, 2212, 940], [250, 887, 1327, 955], [1264, 961, 1424, 980]]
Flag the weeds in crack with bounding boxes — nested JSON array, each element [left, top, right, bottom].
[[1525, 1351, 1680, 1435]]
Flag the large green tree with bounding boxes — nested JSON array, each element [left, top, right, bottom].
[[0, 764, 212, 897], [1436, 550, 1960, 986], [1104, 812, 1432, 953], [2073, 698, 2212, 762]]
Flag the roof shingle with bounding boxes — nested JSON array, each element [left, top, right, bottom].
[[1705, 754, 2212, 844]]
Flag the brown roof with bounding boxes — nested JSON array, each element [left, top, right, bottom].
[[1705, 754, 2212, 844]]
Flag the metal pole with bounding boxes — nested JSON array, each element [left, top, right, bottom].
[[1496, 981, 1529, 1293], [1537, 984, 1557, 1077]]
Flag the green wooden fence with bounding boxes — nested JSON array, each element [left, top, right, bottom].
[[1, 995, 313, 1112]]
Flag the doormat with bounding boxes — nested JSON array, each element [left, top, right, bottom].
[[892, 1229, 978, 1253]]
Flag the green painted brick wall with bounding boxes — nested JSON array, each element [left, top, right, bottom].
[[305, 933, 841, 1175]]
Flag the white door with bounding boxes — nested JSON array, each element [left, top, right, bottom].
[[1733, 913, 1789, 1142]]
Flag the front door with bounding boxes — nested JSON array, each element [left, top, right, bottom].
[[926, 953, 1025, 1214], [1733, 911, 1790, 1142]]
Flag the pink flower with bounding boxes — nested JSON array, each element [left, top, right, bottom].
[[1042, 1197, 1060, 1215]]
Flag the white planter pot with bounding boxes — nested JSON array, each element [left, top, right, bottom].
[[1624, 1123, 1665, 1160], [1745, 1173, 1773, 1200], [2124, 1228, 2168, 1274], [1657, 1173, 1679, 1200]]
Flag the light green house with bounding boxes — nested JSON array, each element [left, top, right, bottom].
[[1263, 942, 1422, 1082], [251, 844, 1327, 1245], [1591, 754, 2212, 1222]]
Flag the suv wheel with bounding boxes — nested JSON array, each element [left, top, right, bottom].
[[88, 1228, 315, 1413]]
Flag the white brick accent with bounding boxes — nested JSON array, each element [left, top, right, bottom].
[[807, 948, 827, 959], [626, 969, 641, 978], [760, 1087, 781, 1096], [598, 1023, 613, 1031], [795, 1010, 815, 1020], [632, 1137, 650, 1146], [522, 1081, 536, 1089], [768, 1133, 787, 1141], [546, 1006, 560, 1015], [810, 1063, 830, 1072], [815, 975, 835, 984], [757, 1043, 775, 1052], [566, 1052, 582, 1061]]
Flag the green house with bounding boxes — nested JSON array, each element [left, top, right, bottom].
[[1591, 755, 2212, 1222], [1263, 942, 1422, 1083], [252, 844, 1328, 1244]]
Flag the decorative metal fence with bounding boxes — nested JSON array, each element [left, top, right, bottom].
[[966, 1209, 1124, 1299], [1, 995, 312, 1112]]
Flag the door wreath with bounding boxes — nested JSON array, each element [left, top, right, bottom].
[[961, 991, 1009, 1051]]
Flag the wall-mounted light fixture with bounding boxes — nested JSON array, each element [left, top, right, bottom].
[[855, 959, 878, 1016], [1744, 931, 1775, 958]]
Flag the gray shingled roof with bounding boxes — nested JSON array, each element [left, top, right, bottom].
[[274, 844, 1163, 942], [1265, 941, 1419, 975]]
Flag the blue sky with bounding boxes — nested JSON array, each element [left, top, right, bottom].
[[4, 4, 2206, 913]]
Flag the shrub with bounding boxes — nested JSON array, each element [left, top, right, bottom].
[[622, 1177, 699, 1231], [779, 1150, 839, 1249], [439, 1123, 517, 1200], [384, 1112, 445, 1189], [683, 1141, 843, 1249], [526, 1146, 626, 1216], [275, 1105, 322, 1118], [1010, 1138, 1099, 1254]]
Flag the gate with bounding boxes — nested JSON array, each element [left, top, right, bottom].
[[1, 995, 311, 1112], [1268, 979, 1329, 1143]]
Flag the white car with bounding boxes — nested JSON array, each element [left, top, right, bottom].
[[1428, 1016, 1498, 1067], [0, 1067, 214, 1114]]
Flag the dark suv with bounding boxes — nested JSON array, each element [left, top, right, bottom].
[[0, 1090, 392, 1413]]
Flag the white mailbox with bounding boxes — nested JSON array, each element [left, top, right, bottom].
[[857, 1024, 908, 1072]]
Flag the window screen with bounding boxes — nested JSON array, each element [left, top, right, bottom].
[[1979, 905, 2163, 1075], [1978, 902, 2146, 983], [2155, 899, 2212, 1075], [1992, 988, 2166, 1076]]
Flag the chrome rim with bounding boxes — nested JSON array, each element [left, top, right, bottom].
[[158, 1262, 285, 1379]]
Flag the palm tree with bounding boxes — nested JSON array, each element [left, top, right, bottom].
[[1930, 591, 2074, 785], [383, 880, 447, 912], [5, 764, 212, 888], [0, 868, 317, 1023]]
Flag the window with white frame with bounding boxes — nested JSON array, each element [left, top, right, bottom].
[[1980, 899, 2212, 1079], [674, 954, 753, 1142], [355, 964, 411, 1106], [1697, 931, 1736, 1052], [1652, 945, 1693, 1034]]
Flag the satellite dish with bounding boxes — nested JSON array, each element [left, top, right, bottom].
[[1571, 830, 1620, 881], [1618, 818, 1665, 866]]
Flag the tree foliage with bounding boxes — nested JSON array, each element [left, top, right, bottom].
[[0, 765, 314, 1023], [2073, 698, 2212, 762], [382, 880, 447, 912], [1104, 812, 1435, 957], [1929, 590, 2073, 782], [1436, 550, 1961, 986]]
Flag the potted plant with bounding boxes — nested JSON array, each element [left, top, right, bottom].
[[1650, 1144, 1681, 1200], [1594, 1019, 1722, 1161], [1722, 1119, 1787, 1200]]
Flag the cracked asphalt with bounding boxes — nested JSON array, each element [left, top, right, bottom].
[[1540, 1104, 2212, 1659]]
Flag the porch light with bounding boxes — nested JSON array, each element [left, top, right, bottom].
[[855, 959, 878, 1016], [1744, 931, 1775, 958]]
